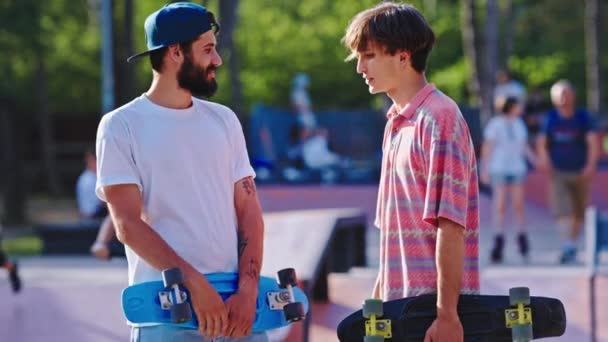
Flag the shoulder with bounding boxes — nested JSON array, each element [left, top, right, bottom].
[[484, 117, 503, 133], [545, 109, 557, 118], [98, 98, 143, 132], [486, 116, 502, 127], [195, 98, 235, 117], [576, 108, 593, 120], [418, 91, 468, 137], [77, 170, 94, 186], [542, 110, 558, 125], [576, 109, 598, 129], [194, 98, 243, 128]]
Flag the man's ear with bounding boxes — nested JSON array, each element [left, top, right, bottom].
[[399, 51, 410, 65], [167, 45, 183, 63]]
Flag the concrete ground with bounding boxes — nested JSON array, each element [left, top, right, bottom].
[[0, 185, 606, 341]]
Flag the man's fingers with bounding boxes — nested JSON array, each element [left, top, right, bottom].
[[238, 318, 250, 337], [210, 314, 221, 338], [221, 309, 229, 335], [226, 324, 237, 337], [198, 312, 207, 336]]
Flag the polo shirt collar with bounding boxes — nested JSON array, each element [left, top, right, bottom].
[[387, 83, 436, 119]]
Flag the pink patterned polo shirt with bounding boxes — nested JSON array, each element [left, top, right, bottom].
[[375, 83, 480, 300]]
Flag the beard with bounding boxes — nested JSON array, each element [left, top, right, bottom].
[[177, 53, 218, 98]]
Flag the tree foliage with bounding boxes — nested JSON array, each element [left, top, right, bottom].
[[0, 0, 606, 115]]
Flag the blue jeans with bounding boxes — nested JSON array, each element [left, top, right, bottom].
[[130, 325, 268, 342]]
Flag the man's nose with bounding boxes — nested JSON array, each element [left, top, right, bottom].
[[356, 58, 364, 74], [214, 51, 223, 67]]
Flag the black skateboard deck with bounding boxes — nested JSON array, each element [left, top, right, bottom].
[[337, 288, 566, 341]]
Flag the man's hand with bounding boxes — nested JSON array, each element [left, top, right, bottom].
[[536, 156, 552, 173], [371, 273, 382, 299], [581, 163, 596, 180], [432, 218, 465, 342], [185, 272, 228, 338], [480, 169, 490, 186], [424, 311, 463, 342], [90, 240, 110, 260], [224, 289, 257, 337]]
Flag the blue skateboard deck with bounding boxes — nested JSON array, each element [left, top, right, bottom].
[[122, 271, 309, 333]]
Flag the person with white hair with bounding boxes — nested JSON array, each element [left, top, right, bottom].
[[537, 79, 600, 264]]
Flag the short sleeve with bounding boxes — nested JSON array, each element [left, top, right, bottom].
[[229, 114, 256, 183], [95, 114, 142, 201], [422, 114, 477, 228], [583, 111, 599, 132], [540, 111, 553, 135], [483, 118, 498, 141]]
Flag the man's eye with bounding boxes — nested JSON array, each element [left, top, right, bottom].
[[365, 53, 375, 58]]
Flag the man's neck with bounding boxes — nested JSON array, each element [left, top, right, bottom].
[[145, 74, 193, 109], [387, 73, 428, 113]]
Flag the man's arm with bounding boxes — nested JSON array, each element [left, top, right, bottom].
[[104, 184, 199, 276], [583, 131, 600, 178], [104, 184, 227, 338], [90, 215, 116, 260], [224, 176, 264, 337], [479, 140, 493, 184], [424, 218, 465, 342], [234, 176, 264, 295], [536, 134, 552, 172], [436, 218, 465, 317]]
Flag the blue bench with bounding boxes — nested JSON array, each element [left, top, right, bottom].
[[247, 104, 384, 183]]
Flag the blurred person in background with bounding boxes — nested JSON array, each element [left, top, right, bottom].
[[0, 223, 21, 293], [76, 147, 108, 219], [89, 215, 117, 260], [537, 80, 600, 264], [494, 69, 527, 108], [77, 147, 117, 260], [290, 72, 343, 170], [481, 96, 537, 264]]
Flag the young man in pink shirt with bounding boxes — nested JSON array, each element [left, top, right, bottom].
[[343, 3, 480, 341]]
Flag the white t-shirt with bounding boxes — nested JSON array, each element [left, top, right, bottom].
[[95, 95, 255, 286], [483, 116, 528, 175], [76, 169, 104, 217]]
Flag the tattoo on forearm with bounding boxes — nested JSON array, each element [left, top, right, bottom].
[[238, 232, 248, 258], [245, 258, 260, 281], [242, 177, 255, 196]]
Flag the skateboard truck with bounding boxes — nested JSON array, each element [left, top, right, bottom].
[[363, 299, 392, 341], [162, 268, 193, 323], [506, 287, 533, 342], [158, 289, 188, 310], [276, 268, 306, 322], [267, 290, 293, 310]]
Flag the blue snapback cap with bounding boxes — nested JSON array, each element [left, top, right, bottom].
[[127, 2, 219, 63]]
